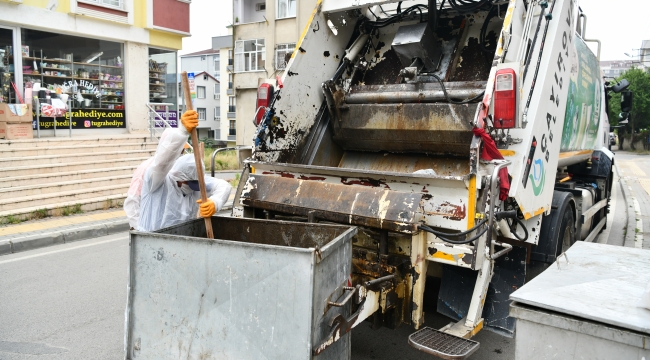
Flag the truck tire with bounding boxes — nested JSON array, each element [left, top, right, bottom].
[[556, 205, 576, 256]]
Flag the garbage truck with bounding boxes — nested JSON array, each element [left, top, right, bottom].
[[125, 0, 631, 359]]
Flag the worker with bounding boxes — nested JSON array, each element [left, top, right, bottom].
[[137, 110, 232, 232], [123, 131, 191, 230]]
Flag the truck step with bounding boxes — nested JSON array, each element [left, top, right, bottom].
[[408, 327, 479, 359]]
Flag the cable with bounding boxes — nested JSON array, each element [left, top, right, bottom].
[[510, 217, 529, 241], [419, 223, 488, 244], [428, 73, 485, 104]]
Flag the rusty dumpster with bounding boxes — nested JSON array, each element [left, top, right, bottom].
[[125, 217, 357, 360]]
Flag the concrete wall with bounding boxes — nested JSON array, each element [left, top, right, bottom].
[[125, 42, 151, 134], [181, 54, 220, 77]]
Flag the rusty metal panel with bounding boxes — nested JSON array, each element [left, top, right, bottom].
[[333, 103, 478, 155], [243, 174, 421, 233], [125, 217, 357, 360], [242, 161, 473, 231]]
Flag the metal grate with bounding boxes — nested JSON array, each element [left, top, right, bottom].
[[408, 327, 480, 360]]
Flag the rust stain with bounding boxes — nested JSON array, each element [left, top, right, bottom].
[[425, 201, 467, 221], [341, 177, 391, 189]]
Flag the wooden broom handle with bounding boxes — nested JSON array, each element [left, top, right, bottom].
[[181, 71, 214, 239]]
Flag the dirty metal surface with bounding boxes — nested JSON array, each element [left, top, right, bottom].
[[243, 161, 473, 231], [339, 151, 469, 177], [125, 217, 357, 360], [347, 81, 487, 104], [333, 103, 478, 155], [242, 174, 422, 233], [426, 240, 475, 269], [361, 48, 403, 86]]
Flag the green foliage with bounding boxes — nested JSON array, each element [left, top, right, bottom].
[[229, 173, 241, 188], [62, 204, 83, 216], [4, 215, 22, 225], [32, 209, 49, 220], [607, 68, 650, 149]]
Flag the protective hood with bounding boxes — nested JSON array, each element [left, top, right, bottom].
[[138, 152, 232, 232]]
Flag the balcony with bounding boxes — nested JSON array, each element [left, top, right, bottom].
[[229, 128, 236, 136], [227, 58, 234, 72], [227, 82, 234, 95], [228, 106, 236, 119]]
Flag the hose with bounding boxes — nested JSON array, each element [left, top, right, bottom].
[[418, 222, 488, 244], [428, 73, 485, 104]]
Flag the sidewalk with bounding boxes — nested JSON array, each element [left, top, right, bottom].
[[615, 150, 650, 250], [0, 195, 235, 256]]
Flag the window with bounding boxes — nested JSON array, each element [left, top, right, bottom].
[[81, 0, 124, 10], [214, 71, 220, 81], [275, 43, 296, 70], [214, 107, 221, 120], [256, 3, 266, 11], [229, 120, 236, 135], [198, 108, 206, 120], [214, 84, 220, 99], [234, 39, 265, 72], [201, 55, 206, 61], [277, 0, 296, 18], [197, 86, 206, 99]]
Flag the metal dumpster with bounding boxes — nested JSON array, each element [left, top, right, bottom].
[[125, 217, 357, 360]]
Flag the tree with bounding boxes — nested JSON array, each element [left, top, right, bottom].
[[607, 68, 650, 150]]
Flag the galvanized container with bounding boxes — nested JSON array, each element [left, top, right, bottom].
[[125, 217, 357, 360]]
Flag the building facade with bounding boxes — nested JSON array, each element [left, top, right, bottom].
[[212, 35, 235, 145], [0, 0, 190, 136], [231, 0, 316, 147], [179, 50, 223, 142], [600, 60, 638, 78]]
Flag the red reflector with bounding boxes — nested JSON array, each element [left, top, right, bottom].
[[493, 68, 517, 129], [255, 83, 274, 126]]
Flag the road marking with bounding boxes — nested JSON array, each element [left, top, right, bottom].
[[0, 235, 125, 266], [633, 197, 644, 249], [639, 179, 650, 196]]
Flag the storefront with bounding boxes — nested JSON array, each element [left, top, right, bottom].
[[1, 28, 182, 134], [149, 47, 178, 128]]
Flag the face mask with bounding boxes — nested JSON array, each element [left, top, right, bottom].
[[180, 183, 194, 195]]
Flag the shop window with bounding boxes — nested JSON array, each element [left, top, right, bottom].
[[197, 86, 206, 99], [275, 43, 296, 70], [18, 28, 127, 129], [149, 47, 178, 123], [234, 39, 265, 73], [198, 108, 206, 121], [0, 28, 17, 104], [277, 0, 296, 18]]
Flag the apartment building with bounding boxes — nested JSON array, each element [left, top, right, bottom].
[[179, 50, 223, 142], [0, 0, 190, 135], [231, 0, 316, 146], [213, 35, 236, 146]]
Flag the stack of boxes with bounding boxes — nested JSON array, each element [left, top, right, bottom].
[[0, 104, 33, 140]]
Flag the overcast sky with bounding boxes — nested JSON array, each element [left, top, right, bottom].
[[180, 0, 648, 60]]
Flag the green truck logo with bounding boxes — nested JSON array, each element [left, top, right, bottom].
[[529, 159, 545, 196]]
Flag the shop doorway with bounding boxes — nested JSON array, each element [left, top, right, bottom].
[[0, 25, 21, 104]]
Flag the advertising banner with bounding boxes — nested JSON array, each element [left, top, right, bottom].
[[187, 72, 196, 108], [33, 109, 126, 129], [154, 110, 178, 128], [561, 37, 602, 152]]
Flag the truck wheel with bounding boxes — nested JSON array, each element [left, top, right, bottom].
[[556, 206, 575, 256]]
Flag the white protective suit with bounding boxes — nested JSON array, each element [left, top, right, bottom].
[[137, 128, 232, 232], [124, 129, 180, 229]]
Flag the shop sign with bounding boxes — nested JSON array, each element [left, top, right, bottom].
[[62, 80, 102, 98], [33, 109, 126, 129], [154, 111, 178, 128]]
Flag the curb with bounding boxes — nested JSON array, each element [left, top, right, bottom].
[[0, 203, 234, 257], [0, 219, 130, 256], [615, 163, 636, 246]]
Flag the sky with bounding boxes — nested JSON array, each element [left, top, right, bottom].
[[179, 0, 648, 60], [179, 0, 233, 55]]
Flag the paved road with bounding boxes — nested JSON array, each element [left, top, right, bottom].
[[0, 153, 638, 359]]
